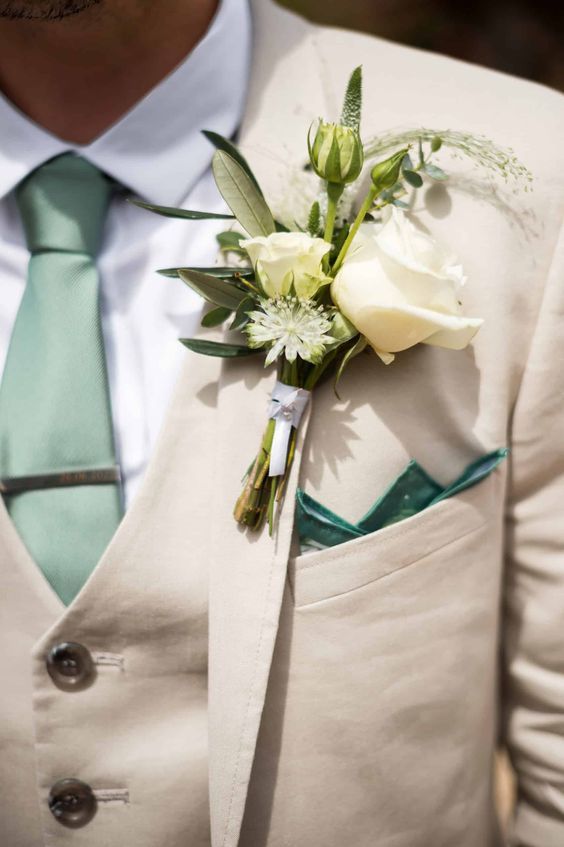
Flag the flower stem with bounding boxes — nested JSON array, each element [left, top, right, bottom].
[[233, 418, 276, 529], [331, 184, 378, 275], [324, 182, 345, 245]]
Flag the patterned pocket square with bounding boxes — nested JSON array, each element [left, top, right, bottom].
[[296, 448, 508, 553]]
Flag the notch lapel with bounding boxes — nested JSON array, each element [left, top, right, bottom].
[[208, 357, 311, 847], [207, 3, 330, 844]]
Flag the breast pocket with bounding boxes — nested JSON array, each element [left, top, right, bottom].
[[289, 470, 501, 608]]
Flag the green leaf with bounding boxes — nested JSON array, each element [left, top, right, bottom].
[[230, 296, 254, 331], [418, 138, 424, 166], [403, 169, 424, 188], [340, 66, 363, 131], [217, 231, 246, 252], [202, 130, 265, 196], [424, 163, 448, 181], [402, 153, 414, 172], [157, 265, 253, 279], [129, 198, 233, 220], [327, 312, 358, 347], [212, 150, 276, 237], [178, 269, 247, 310], [334, 335, 368, 396], [180, 338, 260, 358], [324, 133, 342, 183], [201, 306, 233, 328], [431, 135, 443, 152], [307, 201, 321, 237]]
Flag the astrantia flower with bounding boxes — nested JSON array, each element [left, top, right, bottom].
[[246, 297, 334, 366]]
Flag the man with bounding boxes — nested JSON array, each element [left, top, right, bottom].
[[0, 1, 562, 845]]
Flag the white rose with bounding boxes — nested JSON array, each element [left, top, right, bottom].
[[331, 207, 483, 363], [242, 232, 331, 299]]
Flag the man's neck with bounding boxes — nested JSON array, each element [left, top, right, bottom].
[[0, 0, 219, 144]]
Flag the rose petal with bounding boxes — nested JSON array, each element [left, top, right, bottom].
[[353, 303, 483, 354]]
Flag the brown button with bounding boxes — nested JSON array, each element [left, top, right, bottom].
[[46, 642, 95, 691], [48, 778, 97, 828]]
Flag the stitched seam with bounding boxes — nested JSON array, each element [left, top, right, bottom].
[[295, 518, 489, 608], [298, 512, 485, 573], [93, 789, 130, 805], [92, 652, 124, 669]]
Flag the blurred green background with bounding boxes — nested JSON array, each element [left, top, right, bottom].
[[281, 0, 564, 91]]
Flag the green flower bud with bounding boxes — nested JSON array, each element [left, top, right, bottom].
[[308, 119, 364, 185], [370, 147, 410, 194]]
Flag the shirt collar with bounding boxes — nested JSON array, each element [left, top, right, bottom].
[[0, 0, 252, 206]]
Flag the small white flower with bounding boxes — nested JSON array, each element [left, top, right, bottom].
[[246, 297, 334, 366]]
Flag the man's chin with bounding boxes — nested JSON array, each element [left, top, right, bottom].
[[0, 0, 102, 20]]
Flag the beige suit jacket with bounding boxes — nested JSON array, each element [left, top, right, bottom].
[[209, 2, 564, 846]]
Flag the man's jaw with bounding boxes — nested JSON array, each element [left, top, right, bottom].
[[0, 0, 102, 20]]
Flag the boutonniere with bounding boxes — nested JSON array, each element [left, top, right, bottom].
[[135, 67, 531, 537]]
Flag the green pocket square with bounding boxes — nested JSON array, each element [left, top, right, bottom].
[[296, 448, 508, 553]]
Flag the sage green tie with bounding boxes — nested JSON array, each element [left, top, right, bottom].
[[0, 154, 123, 606]]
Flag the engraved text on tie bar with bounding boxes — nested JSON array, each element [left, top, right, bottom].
[[0, 466, 121, 495]]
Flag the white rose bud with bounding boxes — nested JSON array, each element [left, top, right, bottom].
[[242, 232, 332, 299], [331, 207, 483, 363]]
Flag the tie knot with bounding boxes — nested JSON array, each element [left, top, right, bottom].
[[16, 154, 114, 256]]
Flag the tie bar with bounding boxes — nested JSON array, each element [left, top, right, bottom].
[[0, 466, 121, 495]]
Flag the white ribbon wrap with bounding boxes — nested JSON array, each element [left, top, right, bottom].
[[268, 381, 311, 477]]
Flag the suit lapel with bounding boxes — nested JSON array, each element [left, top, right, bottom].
[[207, 3, 331, 845]]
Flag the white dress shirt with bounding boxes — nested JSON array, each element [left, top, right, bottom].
[[0, 0, 251, 508]]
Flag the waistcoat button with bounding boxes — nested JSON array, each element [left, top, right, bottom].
[[48, 778, 97, 828], [46, 642, 95, 691]]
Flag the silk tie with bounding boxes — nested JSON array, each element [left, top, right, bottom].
[[0, 154, 123, 606]]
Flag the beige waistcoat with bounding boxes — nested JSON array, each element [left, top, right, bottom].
[[1, 2, 564, 846], [0, 349, 219, 846]]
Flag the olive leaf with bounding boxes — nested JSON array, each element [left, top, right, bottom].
[[178, 269, 247, 310], [201, 307, 233, 328], [217, 231, 247, 253], [212, 150, 276, 237], [180, 339, 261, 358], [157, 266, 253, 279], [129, 198, 233, 220], [202, 130, 264, 196]]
